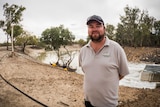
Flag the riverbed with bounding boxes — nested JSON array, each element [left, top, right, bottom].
[[38, 51, 158, 89]]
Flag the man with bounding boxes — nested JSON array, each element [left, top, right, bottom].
[[79, 15, 129, 107]]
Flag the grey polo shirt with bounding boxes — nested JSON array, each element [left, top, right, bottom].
[[79, 37, 129, 107]]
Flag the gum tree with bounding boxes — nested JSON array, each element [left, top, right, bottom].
[[0, 3, 25, 52], [40, 25, 75, 68]]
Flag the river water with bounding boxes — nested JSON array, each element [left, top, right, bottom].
[[38, 51, 158, 89]]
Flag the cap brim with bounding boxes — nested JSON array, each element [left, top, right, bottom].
[[87, 19, 103, 25]]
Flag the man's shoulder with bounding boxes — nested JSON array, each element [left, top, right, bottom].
[[109, 39, 121, 48], [80, 44, 89, 50]]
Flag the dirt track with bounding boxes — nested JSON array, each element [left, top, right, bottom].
[[0, 47, 160, 107]]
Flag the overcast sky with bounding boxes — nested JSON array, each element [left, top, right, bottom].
[[0, 0, 160, 43]]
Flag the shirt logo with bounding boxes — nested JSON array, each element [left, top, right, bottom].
[[102, 52, 110, 57]]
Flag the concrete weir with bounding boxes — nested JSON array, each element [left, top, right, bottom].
[[141, 64, 160, 88]]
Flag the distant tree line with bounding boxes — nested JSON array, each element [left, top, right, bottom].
[[106, 5, 160, 47]]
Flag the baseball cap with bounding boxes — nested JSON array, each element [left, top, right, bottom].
[[86, 15, 104, 25]]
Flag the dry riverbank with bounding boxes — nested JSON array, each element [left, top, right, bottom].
[[0, 46, 160, 107]]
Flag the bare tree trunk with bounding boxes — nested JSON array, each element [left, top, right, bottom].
[[6, 35, 9, 50]]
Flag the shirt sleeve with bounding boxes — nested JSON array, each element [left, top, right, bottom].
[[118, 46, 130, 77]]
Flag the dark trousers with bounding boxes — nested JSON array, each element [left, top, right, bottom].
[[85, 101, 94, 107], [85, 101, 118, 107]]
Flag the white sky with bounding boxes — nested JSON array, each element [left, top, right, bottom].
[[0, 0, 160, 43]]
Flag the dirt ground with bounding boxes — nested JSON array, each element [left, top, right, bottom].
[[0, 46, 160, 107]]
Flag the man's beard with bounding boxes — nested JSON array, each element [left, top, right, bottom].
[[89, 33, 105, 42]]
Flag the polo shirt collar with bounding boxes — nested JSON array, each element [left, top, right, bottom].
[[104, 36, 110, 46]]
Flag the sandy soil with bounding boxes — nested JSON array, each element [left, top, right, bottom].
[[0, 46, 160, 107]]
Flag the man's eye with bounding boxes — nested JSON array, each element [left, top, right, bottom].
[[88, 25, 102, 29], [88, 26, 94, 28], [96, 25, 101, 28]]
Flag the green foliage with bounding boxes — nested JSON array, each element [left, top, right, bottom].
[[0, 42, 11, 46], [153, 20, 160, 36], [36, 41, 46, 49], [106, 24, 115, 40], [16, 35, 38, 46], [115, 5, 159, 47], [40, 25, 75, 50], [0, 3, 25, 50], [0, 3, 25, 36], [15, 31, 39, 51], [13, 25, 23, 38], [151, 20, 160, 46], [77, 39, 86, 46]]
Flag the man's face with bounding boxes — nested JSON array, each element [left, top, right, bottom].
[[87, 21, 105, 42]]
